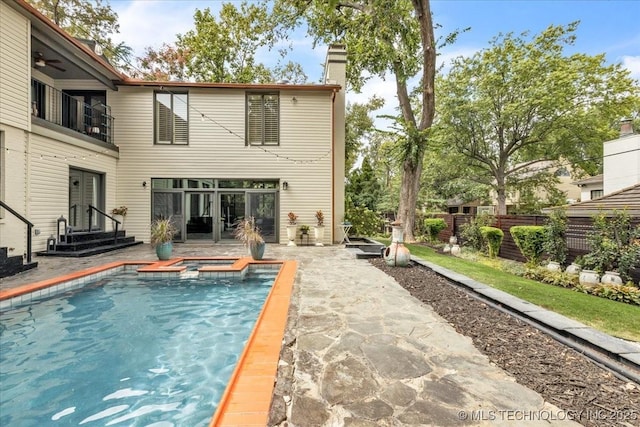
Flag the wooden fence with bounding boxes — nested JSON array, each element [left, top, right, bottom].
[[434, 214, 639, 273]]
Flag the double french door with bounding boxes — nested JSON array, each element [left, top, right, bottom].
[[152, 189, 277, 243], [68, 168, 104, 231]]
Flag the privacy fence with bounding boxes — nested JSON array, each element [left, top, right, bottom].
[[435, 214, 640, 267]]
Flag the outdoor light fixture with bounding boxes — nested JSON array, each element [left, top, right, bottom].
[[282, 181, 288, 190], [142, 181, 147, 188], [291, 96, 297, 104]]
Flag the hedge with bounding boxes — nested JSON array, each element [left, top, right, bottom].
[[510, 225, 546, 266], [424, 218, 447, 243], [480, 226, 503, 258]]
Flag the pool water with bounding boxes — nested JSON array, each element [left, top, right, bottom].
[[0, 271, 275, 426]]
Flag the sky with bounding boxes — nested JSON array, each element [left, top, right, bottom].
[[110, 0, 640, 122]]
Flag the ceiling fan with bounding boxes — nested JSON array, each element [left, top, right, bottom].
[[33, 52, 66, 72]]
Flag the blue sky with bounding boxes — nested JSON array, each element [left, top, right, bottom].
[[110, 0, 640, 118]]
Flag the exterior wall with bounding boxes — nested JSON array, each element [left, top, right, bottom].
[[0, 1, 30, 257], [0, 0, 30, 131], [109, 86, 334, 244], [579, 183, 603, 202], [27, 126, 118, 252], [0, 126, 29, 257], [603, 134, 640, 195], [325, 45, 347, 242]]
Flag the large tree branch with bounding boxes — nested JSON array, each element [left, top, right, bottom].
[[412, 0, 435, 131]]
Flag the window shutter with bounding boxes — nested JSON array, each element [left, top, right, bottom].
[[173, 94, 188, 144], [156, 93, 172, 144], [263, 94, 279, 145], [247, 95, 264, 145]]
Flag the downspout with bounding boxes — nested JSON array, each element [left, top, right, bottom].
[[331, 88, 337, 244]]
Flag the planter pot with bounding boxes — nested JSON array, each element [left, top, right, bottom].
[[565, 263, 581, 275], [313, 226, 325, 246], [450, 244, 461, 256], [601, 271, 623, 285], [384, 242, 410, 267], [546, 261, 561, 272], [443, 244, 451, 253], [579, 270, 599, 287], [113, 214, 125, 231], [286, 225, 297, 246], [155, 242, 173, 260], [249, 242, 266, 260]]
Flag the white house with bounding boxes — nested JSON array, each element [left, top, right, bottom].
[[603, 119, 640, 195], [0, 0, 346, 264]]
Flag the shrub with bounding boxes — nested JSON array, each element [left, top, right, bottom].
[[582, 211, 640, 281], [575, 283, 640, 306], [345, 205, 383, 237], [460, 213, 494, 251], [523, 267, 578, 288], [424, 218, 447, 243], [510, 225, 546, 266], [543, 209, 567, 265], [480, 226, 503, 258]]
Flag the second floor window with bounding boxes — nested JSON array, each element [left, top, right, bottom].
[[247, 93, 279, 146], [155, 92, 188, 145]]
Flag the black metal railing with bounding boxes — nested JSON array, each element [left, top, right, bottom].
[[87, 205, 120, 244], [31, 79, 114, 145], [0, 201, 34, 264]]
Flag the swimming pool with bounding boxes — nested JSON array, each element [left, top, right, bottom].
[[0, 267, 276, 426]]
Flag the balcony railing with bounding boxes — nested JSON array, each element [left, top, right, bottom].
[[31, 79, 114, 145]]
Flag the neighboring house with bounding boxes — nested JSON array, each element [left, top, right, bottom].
[[561, 183, 640, 217], [572, 174, 604, 202], [0, 0, 346, 259], [487, 162, 582, 213], [570, 119, 639, 203], [603, 119, 640, 195]]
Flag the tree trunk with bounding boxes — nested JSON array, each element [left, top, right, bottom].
[[496, 177, 507, 215], [398, 157, 424, 242]]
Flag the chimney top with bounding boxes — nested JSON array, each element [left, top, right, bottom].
[[620, 118, 634, 136]]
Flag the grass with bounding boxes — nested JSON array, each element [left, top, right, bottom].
[[378, 239, 640, 342]]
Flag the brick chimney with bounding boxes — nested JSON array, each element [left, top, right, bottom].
[[620, 118, 634, 136]]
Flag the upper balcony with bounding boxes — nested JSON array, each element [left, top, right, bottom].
[[31, 78, 114, 145]]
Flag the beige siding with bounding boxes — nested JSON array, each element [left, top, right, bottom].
[[0, 125, 28, 257], [110, 87, 335, 243], [27, 128, 118, 252], [0, 1, 30, 131]]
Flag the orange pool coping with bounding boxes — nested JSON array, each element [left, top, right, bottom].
[[0, 257, 297, 426]]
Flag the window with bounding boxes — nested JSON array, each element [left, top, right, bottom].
[[155, 92, 188, 144], [590, 189, 603, 199], [247, 93, 279, 145]]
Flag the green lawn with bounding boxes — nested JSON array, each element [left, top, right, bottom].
[[377, 239, 640, 342]]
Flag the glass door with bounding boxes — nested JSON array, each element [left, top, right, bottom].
[[185, 192, 214, 241], [248, 192, 277, 243], [219, 192, 245, 241], [152, 191, 184, 241], [69, 168, 104, 231]]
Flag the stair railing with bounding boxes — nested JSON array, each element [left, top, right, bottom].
[[0, 200, 34, 264], [87, 205, 120, 244]]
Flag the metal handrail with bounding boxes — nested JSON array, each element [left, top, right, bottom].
[[0, 200, 34, 263], [87, 205, 120, 244], [31, 79, 115, 145]]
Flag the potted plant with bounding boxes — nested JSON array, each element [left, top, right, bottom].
[[286, 212, 298, 246], [150, 217, 177, 260], [111, 205, 128, 230], [313, 210, 325, 246], [234, 216, 266, 260], [299, 224, 310, 235]]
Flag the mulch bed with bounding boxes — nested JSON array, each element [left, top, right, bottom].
[[369, 258, 640, 427]]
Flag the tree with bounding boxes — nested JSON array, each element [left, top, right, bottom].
[[347, 156, 383, 211], [137, 2, 307, 83], [28, 0, 132, 70], [275, 0, 438, 242], [437, 23, 638, 215], [345, 97, 384, 173]]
